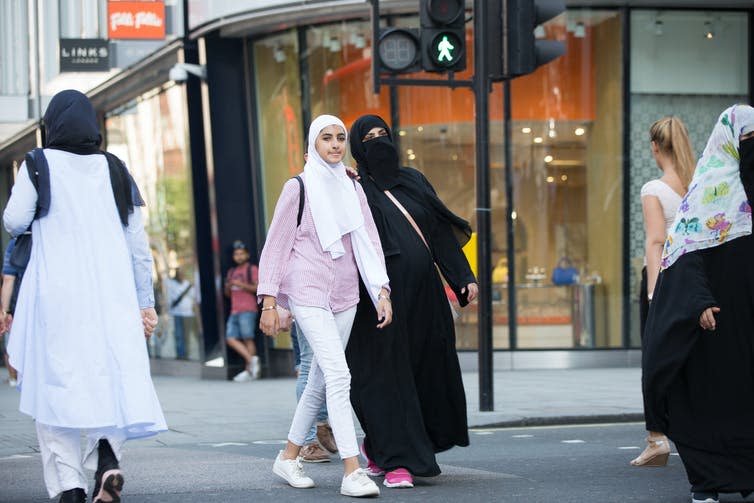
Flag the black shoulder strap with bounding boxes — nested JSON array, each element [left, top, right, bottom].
[[294, 175, 304, 227], [24, 147, 49, 219]]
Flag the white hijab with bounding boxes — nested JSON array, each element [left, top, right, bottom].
[[304, 114, 389, 306]]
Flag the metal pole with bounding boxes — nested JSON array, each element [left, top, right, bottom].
[[474, 0, 493, 411], [504, 79, 517, 349]]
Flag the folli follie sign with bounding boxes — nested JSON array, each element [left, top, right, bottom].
[[108, 1, 166, 39]]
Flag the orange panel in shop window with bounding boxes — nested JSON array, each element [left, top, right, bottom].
[[321, 27, 595, 127], [505, 28, 595, 122], [108, 1, 166, 40]]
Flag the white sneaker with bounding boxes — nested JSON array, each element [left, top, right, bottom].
[[251, 356, 261, 379], [341, 468, 380, 497], [232, 370, 252, 382], [272, 451, 315, 488], [8, 378, 17, 387]]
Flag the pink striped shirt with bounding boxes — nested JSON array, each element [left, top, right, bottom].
[[258, 175, 388, 313]]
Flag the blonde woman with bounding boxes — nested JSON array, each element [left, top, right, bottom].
[[632, 116, 695, 467]]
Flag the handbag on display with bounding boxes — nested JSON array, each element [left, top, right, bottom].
[[552, 257, 579, 285]]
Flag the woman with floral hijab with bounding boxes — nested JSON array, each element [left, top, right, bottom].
[[642, 104, 754, 503]]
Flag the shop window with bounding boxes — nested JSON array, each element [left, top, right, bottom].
[[628, 10, 749, 347], [306, 21, 391, 141], [105, 85, 202, 362], [461, 10, 624, 350], [252, 30, 303, 228]]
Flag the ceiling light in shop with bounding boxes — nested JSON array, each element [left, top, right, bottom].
[[548, 129, 557, 138], [704, 21, 714, 39], [533, 137, 543, 144], [406, 148, 414, 155], [544, 155, 553, 163], [408, 154, 416, 160], [451, 154, 458, 160], [546, 176, 555, 183], [417, 126, 424, 132], [574, 127, 585, 136], [398, 130, 407, 136], [511, 210, 517, 220], [654, 19, 664, 36], [561, 174, 568, 181], [522, 127, 532, 134], [574, 22, 586, 38]]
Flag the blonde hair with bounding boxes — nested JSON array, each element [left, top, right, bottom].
[[649, 116, 696, 190]]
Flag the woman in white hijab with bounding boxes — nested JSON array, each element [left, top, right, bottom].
[[258, 115, 392, 498]]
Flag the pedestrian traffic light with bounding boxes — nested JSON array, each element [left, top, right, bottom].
[[488, 0, 566, 80], [420, 0, 467, 73], [376, 27, 421, 74]]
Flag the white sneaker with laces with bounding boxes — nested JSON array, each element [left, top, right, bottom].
[[232, 370, 252, 382], [341, 468, 380, 497], [273, 451, 314, 488]]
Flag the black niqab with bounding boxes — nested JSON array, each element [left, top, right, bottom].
[[349, 115, 472, 261]]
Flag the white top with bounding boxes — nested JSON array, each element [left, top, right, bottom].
[[640, 179, 683, 233], [3, 148, 166, 437]]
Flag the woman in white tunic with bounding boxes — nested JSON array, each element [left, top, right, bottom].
[[3, 90, 167, 503]]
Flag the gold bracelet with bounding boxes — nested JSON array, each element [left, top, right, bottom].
[[260, 304, 277, 311]]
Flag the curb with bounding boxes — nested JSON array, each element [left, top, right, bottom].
[[471, 413, 645, 430]]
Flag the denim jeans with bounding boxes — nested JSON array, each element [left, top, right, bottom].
[[288, 303, 357, 459], [295, 323, 328, 444], [173, 315, 190, 359]]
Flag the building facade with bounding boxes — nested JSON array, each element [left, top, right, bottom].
[[1, 0, 752, 376]]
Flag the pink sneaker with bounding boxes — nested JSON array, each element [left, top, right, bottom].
[[359, 442, 385, 476], [384, 468, 414, 488]]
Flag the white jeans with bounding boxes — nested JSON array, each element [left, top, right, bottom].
[[36, 422, 126, 498], [288, 303, 358, 459]]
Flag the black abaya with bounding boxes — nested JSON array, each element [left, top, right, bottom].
[[346, 170, 474, 477], [643, 235, 754, 495]]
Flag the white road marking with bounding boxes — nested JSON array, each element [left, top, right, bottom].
[[251, 440, 288, 445], [561, 439, 585, 444], [618, 446, 640, 450], [512, 434, 534, 438]]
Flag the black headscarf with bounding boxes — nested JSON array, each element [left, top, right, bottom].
[[40, 89, 144, 226], [43, 90, 102, 155], [349, 115, 472, 254]]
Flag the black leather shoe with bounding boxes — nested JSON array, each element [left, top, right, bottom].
[[58, 488, 86, 503]]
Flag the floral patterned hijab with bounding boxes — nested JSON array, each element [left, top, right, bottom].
[[661, 104, 754, 270]]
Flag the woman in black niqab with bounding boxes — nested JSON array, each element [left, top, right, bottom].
[[345, 115, 478, 483], [642, 105, 754, 502]]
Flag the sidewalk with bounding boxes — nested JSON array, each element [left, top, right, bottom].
[[0, 367, 643, 457]]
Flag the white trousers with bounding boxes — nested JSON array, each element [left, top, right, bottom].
[[36, 422, 126, 498], [288, 303, 358, 459]]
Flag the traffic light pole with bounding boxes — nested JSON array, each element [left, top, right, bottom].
[[473, 0, 494, 412], [369, 0, 495, 411]]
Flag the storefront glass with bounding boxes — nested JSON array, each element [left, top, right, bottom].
[[248, 7, 749, 353], [628, 10, 749, 346], [105, 85, 202, 362], [306, 21, 391, 142]]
